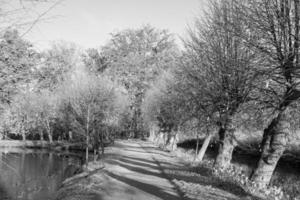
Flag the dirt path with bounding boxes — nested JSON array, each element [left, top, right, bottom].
[[56, 140, 252, 200]]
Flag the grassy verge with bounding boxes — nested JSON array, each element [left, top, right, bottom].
[[174, 138, 300, 200]]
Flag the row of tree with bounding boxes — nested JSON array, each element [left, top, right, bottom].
[[0, 24, 178, 161], [142, 0, 300, 189]]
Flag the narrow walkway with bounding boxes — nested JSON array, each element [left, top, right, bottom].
[[56, 140, 249, 200]]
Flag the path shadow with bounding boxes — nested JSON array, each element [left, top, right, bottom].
[[123, 149, 176, 159], [112, 141, 259, 199], [140, 143, 256, 199], [106, 159, 161, 177], [117, 157, 161, 170], [120, 155, 179, 166], [106, 171, 188, 200]]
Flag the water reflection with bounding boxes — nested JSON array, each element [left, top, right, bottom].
[[0, 149, 83, 200]]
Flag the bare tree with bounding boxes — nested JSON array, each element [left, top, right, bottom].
[[234, 0, 300, 187], [183, 0, 261, 169], [58, 66, 122, 166], [0, 0, 62, 36]]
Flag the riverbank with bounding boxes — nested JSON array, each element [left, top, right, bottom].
[[0, 140, 114, 152], [0, 140, 90, 152], [55, 140, 263, 200]]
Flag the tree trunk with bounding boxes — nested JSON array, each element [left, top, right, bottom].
[[68, 131, 73, 141], [163, 132, 169, 149], [251, 112, 289, 187], [21, 130, 26, 141], [86, 106, 90, 167], [166, 131, 178, 151], [46, 120, 53, 143], [39, 128, 44, 141], [194, 133, 200, 161], [171, 132, 178, 151], [156, 132, 164, 146], [197, 133, 212, 162], [93, 149, 97, 162], [86, 134, 89, 166], [149, 125, 158, 142], [101, 129, 104, 156], [46, 126, 53, 143], [48, 133, 53, 143], [214, 127, 236, 169]]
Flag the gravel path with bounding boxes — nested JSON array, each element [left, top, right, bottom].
[[56, 140, 251, 200]]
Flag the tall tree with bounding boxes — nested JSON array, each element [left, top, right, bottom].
[[0, 29, 37, 105], [183, 0, 261, 169], [235, 0, 300, 187], [102, 25, 178, 138], [34, 41, 81, 90], [57, 66, 126, 164]]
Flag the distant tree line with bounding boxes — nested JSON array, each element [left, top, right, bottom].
[[142, 0, 300, 192]]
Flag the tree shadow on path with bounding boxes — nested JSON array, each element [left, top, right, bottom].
[[106, 171, 189, 200]]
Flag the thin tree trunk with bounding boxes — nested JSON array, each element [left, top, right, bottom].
[[194, 133, 200, 161], [163, 132, 169, 149], [48, 132, 53, 143], [22, 130, 26, 141], [93, 149, 97, 162], [197, 133, 212, 162], [86, 105, 90, 167], [155, 130, 162, 144], [251, 112, 289, 187], [39, 128, 44, 141], [171, 132, 178, 151], [68, 131, 72, 141], [101, 128, 104, 156], [46, 120, 53, 143], [149, 125, 157, 142]]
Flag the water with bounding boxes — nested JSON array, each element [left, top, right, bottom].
[[0, 149, 83, 200]]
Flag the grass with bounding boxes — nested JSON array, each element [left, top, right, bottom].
[[176, 133, 300, 200]]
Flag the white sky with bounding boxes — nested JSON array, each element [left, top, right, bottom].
[[21, 0, 204, 50]]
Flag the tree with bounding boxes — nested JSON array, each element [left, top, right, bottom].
[[34, 41, 82, 90], [234, 0, 300, 187], [58, 66, 125, 165], [172, 56, 219, 161], [4, 90, 37, 141], [102, 25, 179, 138], [32, 90, 58, 143], [142, 70, 185, 150], [182, 0, 261, 169], [82, 48, 109, 74], [0, 29, 37, 105]]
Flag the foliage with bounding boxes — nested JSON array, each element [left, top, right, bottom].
[[82, 48, 109, 74], [34, 41, 82, 90], [102, 24, 179, 137], [142, 70, 184, 131], [0, 29, 37, 105]]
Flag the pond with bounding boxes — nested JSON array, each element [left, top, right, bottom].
[[0, 148, 84, 200]]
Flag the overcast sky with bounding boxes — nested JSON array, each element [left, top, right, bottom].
[[22, 0, 203, 50]]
